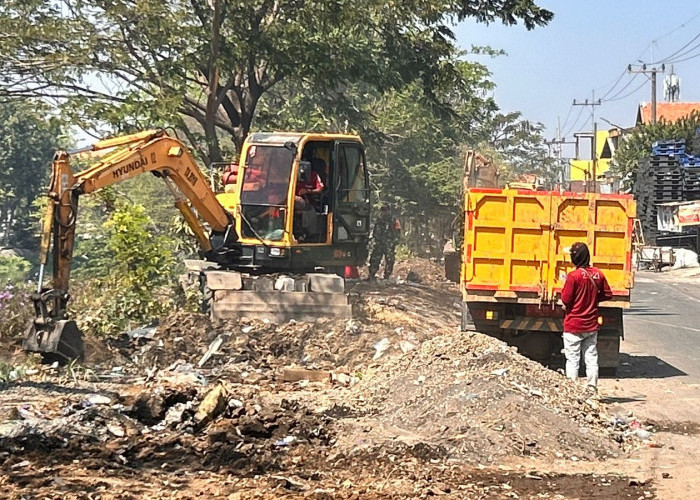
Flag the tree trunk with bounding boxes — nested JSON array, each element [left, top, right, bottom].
[[204, 0, 224, 165]]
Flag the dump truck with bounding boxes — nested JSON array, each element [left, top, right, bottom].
[[26, 130, 370, 362], [460, 188, 636, 374]]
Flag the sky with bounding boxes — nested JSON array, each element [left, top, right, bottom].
[[454, 1, 700, 156]]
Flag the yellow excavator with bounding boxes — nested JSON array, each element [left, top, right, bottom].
[[26, 130, 371, 361]]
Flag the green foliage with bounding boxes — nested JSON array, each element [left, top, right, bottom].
[[0, 99, 66, 249], [394, 244, 414, 262], [0, 283, 33, 341], [71, 203, 179, 336], [256, 56, 499, 215], [0, 0, 552, 161], [610, 112, 700, 182], [0, 361, 26, 383], [0, 255, 31, 284], [483, 111, 558, 187]]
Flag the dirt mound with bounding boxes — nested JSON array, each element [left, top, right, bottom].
[[346, 331, 622, 464], [91, 265, 462, 380]]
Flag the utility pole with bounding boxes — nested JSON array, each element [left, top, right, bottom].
[[628, 63, 665, 124], [572, 92, 601, 192], [545, 118, 576, 190]]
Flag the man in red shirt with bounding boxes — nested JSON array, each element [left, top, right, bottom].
[[561, 242, 613, 391], [295, 159, 325, 211]]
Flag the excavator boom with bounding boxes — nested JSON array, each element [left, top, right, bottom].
[[25, 130, 240, 362]]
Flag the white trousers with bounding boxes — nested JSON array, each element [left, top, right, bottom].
[[563, 331, 598, 388]]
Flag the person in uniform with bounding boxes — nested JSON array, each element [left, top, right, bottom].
[[368, 205, 401, 280]]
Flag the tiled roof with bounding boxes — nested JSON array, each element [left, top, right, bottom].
[[637, 102, 700, 125]]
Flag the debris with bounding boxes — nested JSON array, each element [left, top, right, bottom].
[[198, 333, 230, 367], [345, 319, 361, 335], [628, 478, 650, 486], [83, 394, 112, 406], [491, 368, 508, 377], [373, 338, 391, 359], [273, 435, 296, 447], [282, 368, 332, 383], [131, 387, 196, 425], [399, 340, 417, 353], [106, 423, 125, 437], [127, 326, 158, 340], [194, 383, 229, 428], [332, 373, 352, 386], [635, 429, 652, 440], [11, 460, 31, 469]]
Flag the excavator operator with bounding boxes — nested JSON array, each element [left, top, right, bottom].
[[295, 158, 326, 211]]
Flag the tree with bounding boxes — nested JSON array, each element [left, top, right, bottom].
[[255, 55, 499, 214], [483, 111, 557, 188], [610, 112, 700, 182], [0, 99, 66, 249], [0, 0, 553, 162]]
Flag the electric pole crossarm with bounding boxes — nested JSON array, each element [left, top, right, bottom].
[[628, 63, 665, 124]]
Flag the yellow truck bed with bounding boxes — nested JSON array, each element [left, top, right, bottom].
[[461, 188, 636, 306]]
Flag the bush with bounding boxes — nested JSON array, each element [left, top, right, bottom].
[[0, 254, 31, 284], [71, 204, 179, 336], [0, 283, 33, 341]]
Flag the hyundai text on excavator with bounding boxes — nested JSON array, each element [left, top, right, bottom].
[[26, 130, 371, 361]]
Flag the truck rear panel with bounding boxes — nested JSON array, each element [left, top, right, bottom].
[[459, 188, 636, 372], [461, 189, 636, 306]]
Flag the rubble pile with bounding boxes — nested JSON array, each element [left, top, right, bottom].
[[0, 259, 654, 498], [348, 331, 623, 463]]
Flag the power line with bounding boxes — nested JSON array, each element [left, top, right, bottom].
[[603, 78, 647, 102], [559, 104, 575, 133], [601, 73, 639, 102], [650, 32, 700, 64], [562, 106, 585, 138], [666, 48, 700, 64], [599, 69, 628, 100], [653, 10, 700, 44]]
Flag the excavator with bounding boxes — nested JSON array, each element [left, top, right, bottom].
[[25, 129, 371, 362]]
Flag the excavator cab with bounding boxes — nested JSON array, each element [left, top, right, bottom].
[[218, 133, 371, 272]]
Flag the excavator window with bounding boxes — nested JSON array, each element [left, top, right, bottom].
[[240, 145, 294, 241], [337, 145, 367, 203]]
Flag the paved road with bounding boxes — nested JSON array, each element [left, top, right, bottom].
[[600, 270, 700, 499], [619, 270, 700, 382]]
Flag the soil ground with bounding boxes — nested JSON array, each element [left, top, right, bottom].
[[2, 258, 691, 499]]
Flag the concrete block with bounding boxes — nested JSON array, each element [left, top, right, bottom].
[[274, 276, 296, 291], [204, 271, 243, 291], [308, 273, 345, 293]]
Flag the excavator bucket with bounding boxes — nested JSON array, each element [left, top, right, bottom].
[[23, 319, 84, 363]]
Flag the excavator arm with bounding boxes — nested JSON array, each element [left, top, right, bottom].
[[25, 129, 240, 362]]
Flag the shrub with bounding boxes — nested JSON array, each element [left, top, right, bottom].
[[70, 204, 179, 336], [0, 283, 33, 341], [0, 254, 31, 284]]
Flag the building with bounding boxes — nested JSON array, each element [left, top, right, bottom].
[[569, 129, 614, 183], [636, 102, 700, 125]]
